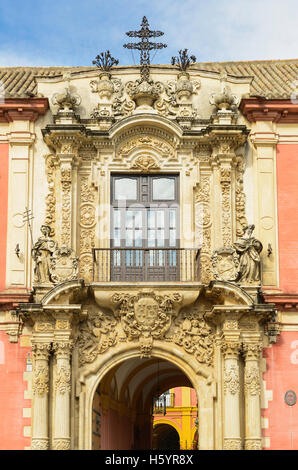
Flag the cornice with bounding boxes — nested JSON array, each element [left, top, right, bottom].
[[0, 98, 49, 123], [263, 293, 298, 312], [240, 98, 298, 124]]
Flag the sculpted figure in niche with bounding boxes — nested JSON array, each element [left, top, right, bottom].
[[32, 225, 57, 284], [233, 224, 263, 284]]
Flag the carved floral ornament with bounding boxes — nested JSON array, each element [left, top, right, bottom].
[[89, 67, 201, 119], [78, 295, 219, 367], [224, 363, 240, 395], [117, 135, 175, 160], [173, 309, 214, 366]]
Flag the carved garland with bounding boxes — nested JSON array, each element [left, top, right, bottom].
[[55, 365, 71, 394], [60, 164, 72, 247], [220, 166, 233, 247], [223, 363, 240, 395], [195, 174, 212, 284], [44, 154, 57, 236], [33, 364, 49, 396], [79, 175, 96, 282], [244, 365, 261, 396], [235, 155, 248, 237]]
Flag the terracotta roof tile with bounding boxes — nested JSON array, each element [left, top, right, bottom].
[[0, 60, 297, 98]]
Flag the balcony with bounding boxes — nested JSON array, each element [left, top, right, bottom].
[[92, 248, 200, 283]]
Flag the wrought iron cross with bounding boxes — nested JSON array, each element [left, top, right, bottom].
[[123, 16, 167, 81]]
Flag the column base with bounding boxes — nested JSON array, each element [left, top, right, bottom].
[[223, 438, 242, 450], [31, 437, 49, 450], [245, 438, 262, 450], [53, 438, 71, 450]]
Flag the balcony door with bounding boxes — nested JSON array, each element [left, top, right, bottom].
[[111, 174, 179, 281]]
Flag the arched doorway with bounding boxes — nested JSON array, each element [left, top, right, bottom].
[[153, 423, 180, 450], [89, 356, 199, 450]]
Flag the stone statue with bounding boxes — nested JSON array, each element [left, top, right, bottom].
[[233, 225, 263, 284], [32, 225, 57, 284]]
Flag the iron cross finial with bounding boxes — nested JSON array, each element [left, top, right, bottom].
[[123, 16, 167, 81]]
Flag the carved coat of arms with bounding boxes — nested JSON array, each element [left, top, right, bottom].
[[112, 292, 182, 357], [211, 248, 240, 282], [50, 245, 79, 284]]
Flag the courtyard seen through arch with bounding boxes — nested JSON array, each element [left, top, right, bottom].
[[91, 357, 199, 450]]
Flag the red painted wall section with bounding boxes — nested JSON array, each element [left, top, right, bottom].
[[0, 331, 31, 450], [276, 144, 298, 293], [263, 331, 298, 449], [100, 407, 133, 450], [0, 143, 9, 291]]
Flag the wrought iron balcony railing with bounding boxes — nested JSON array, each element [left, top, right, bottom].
[[153, 392, 175, 415], [92, 248, 200, 282]]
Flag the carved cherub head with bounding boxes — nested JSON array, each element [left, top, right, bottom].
[[40, 225, 52, 237]]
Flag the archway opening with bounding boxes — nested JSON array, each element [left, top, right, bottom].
[[91, 356, 199, 450], [152, 423, 180, 450]]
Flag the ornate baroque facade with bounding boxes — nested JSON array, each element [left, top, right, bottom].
[[0, 53, 298, 450]]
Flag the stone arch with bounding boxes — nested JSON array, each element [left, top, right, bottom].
[[79, 341, 215, 450], [40, 279, 84, 305], [153, 420, 182, 449], [109, 114, 182, 141]]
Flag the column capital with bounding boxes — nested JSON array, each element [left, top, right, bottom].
[[53, 340, 73, 359], [221, 339, 242, 359], [31, 341, 51, 361], [242, 342, 263, 361]]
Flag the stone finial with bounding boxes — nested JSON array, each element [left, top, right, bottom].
[[52, 72, 81, 112]]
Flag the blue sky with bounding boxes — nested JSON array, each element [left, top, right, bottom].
[[0, 0, 297, 66]]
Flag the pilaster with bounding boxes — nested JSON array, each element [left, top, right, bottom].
[[243, 340, 263, 450], [31, 341, 51, 450], [221, 336, 242, 450]]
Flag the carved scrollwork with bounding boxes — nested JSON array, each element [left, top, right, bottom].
[[173, 310, 214, 366], [78, 308, 117, 366]]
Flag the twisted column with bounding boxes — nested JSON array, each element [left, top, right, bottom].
[[52, 341, 73, 450], [243, 342, 263, 450], [31, 342, 51, 450], [221, 340, 242, 450]]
